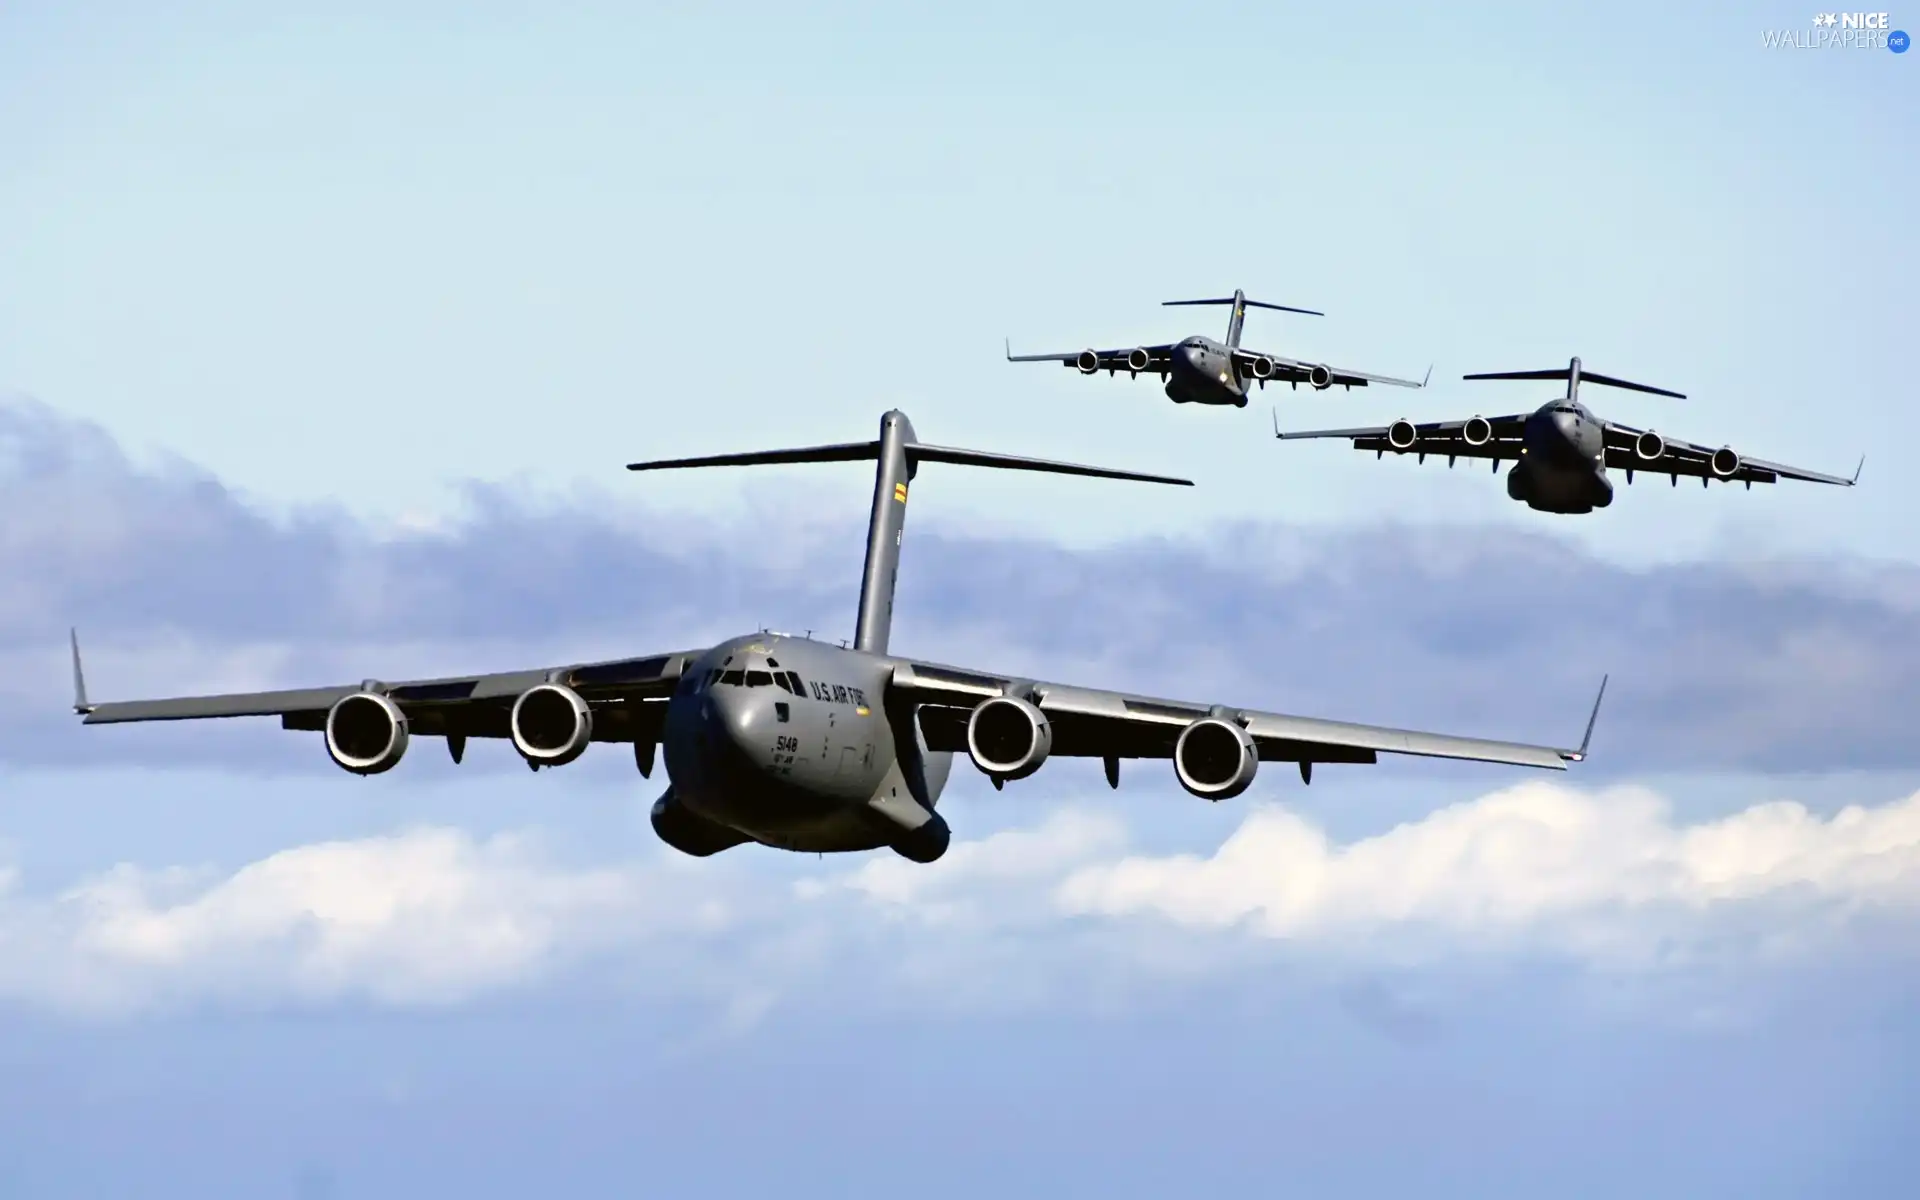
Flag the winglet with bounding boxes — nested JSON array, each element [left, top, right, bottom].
[[1562, 674, 1607, 763], [1004, 337, 1013, 361], [1271, 406, 1282, 438], [70, 628, 94, 715], [1420, 363, 1433, 388], [1852, 455, 1865, 485]]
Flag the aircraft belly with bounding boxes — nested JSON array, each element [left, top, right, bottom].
[[1515, 460, 1606, 515], [1165, 360, 1232, 406]]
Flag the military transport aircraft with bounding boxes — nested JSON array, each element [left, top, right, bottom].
[[1273, 357, 1862, 515], [1005, 287, 1430, 408], [71, 411, 1604, 865]]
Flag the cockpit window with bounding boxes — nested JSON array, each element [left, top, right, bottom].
[[784, 671, 806, 695], [718, 669, 745, 685], [745, 670, 773, 687]]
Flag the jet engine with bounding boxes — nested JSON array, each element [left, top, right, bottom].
[[1075, 349, 1101, 374], [1462, 415, 1493, 447], [1635, 430, 1665, 461], [966, 695, 1052, 781], [1306, 363, 1333, 390], [325, 691, 409, 775], [1125, 347, 1153, 373], [1387, 418, 1418, 451], [1711, 447, 1741, 478], [1248, 354, 1276, 379], [511, 683, 593, 766], [1173, 717, 1258, 801]]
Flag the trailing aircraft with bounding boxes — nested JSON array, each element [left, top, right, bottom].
[[1275, 357, 1861, 514], [1007, 288, 1428, 408]]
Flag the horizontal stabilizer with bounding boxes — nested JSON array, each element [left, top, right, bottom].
[[1463, 363, 1686, 400], [908, 443, 1190, 486], [626, 412, 1190, 487], [627, 440, 879, 472], [1164, 296, 1323, 317]]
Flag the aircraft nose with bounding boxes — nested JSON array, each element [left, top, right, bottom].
[[1552, 408, 1581, 441], [703, 685, 769, 760]]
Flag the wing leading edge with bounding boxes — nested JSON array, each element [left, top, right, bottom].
[[891, 659, 1605, 773], [71, 633, 704, 747], [1235, 349, 1430, 391], [1601, 423, 1863, 489]]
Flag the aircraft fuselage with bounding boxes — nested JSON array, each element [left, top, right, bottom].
[[1164, 337, 1247, 407], [1505, 399, 1614, 514], [654, 633, 956, 859]]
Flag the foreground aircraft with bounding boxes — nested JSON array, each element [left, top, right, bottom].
[[1274, 357, 1862, 514], [1006, 287, 1429, 408], [72, 411, 1604, 864]]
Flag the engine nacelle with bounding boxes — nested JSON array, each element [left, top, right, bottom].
[[1307, 363, 1333, 390], [1248, 354, 1276, 379], [1125, 347, 1153, 373], [1635, 430, 1666, 461], [1173, 717, 1258, 801], [1711, 446, 1741, 478], [1075, 349, 1101, 374], [1462, 415, 1493, 447], [966, 695, 1052, 781], [325, 691, 408, 775], [511, 683, 593, 766], [1387, 418, 1418, 451]]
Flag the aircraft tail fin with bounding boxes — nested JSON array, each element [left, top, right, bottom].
[[1463, 357, 1686, 401], [628, 413, 1190, 655], [1163, 289, 1323, 348]]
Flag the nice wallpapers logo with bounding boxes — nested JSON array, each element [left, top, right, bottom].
[[1762, 11, 1911, 50]]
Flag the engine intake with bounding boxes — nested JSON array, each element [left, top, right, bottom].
[[1075, 349, 1100, 374], [1125, 347, 1153, 373], [1710, 446, 1741, 478], [1248, 354, 1276, 379], [1173, 717, 1258, 801], [966, 695, 1052, 781], [1462, 415, 1493, 447], [1387, 418, 1418, 451], [1307, 363, 1333, 390], [326, 691, 408, 775], [1635, 430, 1666, 461], [511, 683, 593, 766]]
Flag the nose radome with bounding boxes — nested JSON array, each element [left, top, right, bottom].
[[707, 685, 767, 752]]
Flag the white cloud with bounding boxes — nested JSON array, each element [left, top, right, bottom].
[[1, 784, 1916, 1017], [1056, 783, 1920, 966]]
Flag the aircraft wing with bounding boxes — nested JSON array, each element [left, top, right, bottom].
[[890, 659, 1604, 773], [1235, 349, 1428, 391], [1004, 342, 1177, 374], [1601, 423, 1863, 488], [1272, 412, 1531, 462], [72, 633, 706, 752]]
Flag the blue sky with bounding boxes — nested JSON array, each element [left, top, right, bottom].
[[2, 2, 1917, 1195]]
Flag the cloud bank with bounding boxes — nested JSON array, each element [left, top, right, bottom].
[[5, 781, 1915, 1018], [4, 398, 1919, 778]]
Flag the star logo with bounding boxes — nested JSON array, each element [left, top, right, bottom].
[[1813, 11, 1837, 25]]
